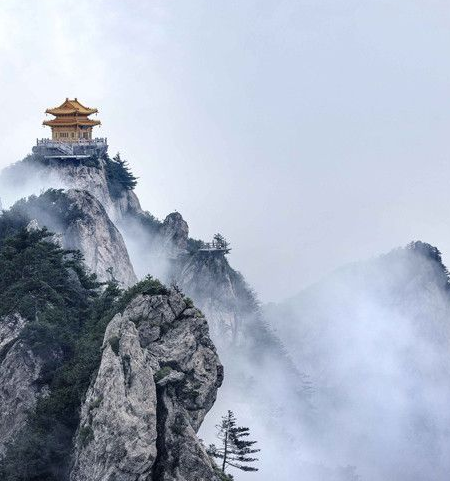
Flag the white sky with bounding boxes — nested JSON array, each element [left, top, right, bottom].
[[1, 0, 450, 302]]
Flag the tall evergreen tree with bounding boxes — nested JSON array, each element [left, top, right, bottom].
[[208, 410, 260, 474]]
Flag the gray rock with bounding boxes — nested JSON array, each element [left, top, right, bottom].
[[36, 157, 143, 221], [71, 290, 223, 481], [159, 212, 189, 257], [0, 315, 42, 456], [63, 189, 137, 287], [174, 251, 254, 345]]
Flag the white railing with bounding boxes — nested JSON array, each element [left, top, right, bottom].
[[199, 241, 231, 252], [36, 137, 107, 146]]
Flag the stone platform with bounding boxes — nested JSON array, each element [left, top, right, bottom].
[[32, 138, 108, 159]]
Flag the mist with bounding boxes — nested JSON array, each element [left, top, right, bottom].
[[2, 0, 450, 301], [257, 243, 450, 480], [5, 157, 450, 480], [2, 1, 450, 480]]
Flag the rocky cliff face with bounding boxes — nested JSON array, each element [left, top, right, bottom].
[[174, 251, 256, 343], [71, 290, 223, 481], [1, 187, 137, 287], [0, 150, 287, 479], [0, 314, 43, 456], [0, 155, 142, 221], [1, 154, 256, 343], [0, 225, 223, 480], [62, 189, 137, 286]]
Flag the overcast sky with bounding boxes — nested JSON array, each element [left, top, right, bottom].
[[1, 0, 450, 302]]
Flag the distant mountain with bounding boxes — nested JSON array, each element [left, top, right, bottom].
[[263, 242, 450, 480]]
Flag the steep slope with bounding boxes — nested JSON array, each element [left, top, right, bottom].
[[0, 188, 136, 286], [174, 251, 255, 342], [1, 152, 272, 345], [1, 153, 142, 221]]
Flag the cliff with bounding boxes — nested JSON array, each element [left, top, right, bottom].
[[71, 291, 223, 481], [0, 187, 136, 286], [0, 149, 295, 480], [0, 228, 222, 480], [1, 152, 266, 346]]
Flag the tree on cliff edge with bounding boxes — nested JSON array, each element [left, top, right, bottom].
[[208, 410, 260, 474]]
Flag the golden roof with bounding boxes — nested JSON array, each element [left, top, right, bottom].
[[46, 98, 98, 116], [43, 118, 101, 127]]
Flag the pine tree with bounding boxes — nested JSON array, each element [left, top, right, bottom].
[[105, 152, 138, 198], [212, 233, 231, 252], [208, 410, 260, 474]]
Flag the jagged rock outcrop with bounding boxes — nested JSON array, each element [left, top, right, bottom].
[[2, 154, 253, 341], [63, 189, 137, 286], [3, 188, 137, 287], [0, 315, 42, 456], [48, 158, 143, 221], [0, 155, 143, 222], [158, 212, 189, 257], [175, 252, 252, 343], [71, 290, 223, 481]]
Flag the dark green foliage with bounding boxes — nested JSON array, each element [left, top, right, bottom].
[[0, 189, 83, 247], [208, 410, 260, 474], [154, 366, 172, 382], [109, 335, 120, 355], [104, 152, 138, 199], [78, 426, 94, 447], [213, 233, 231, 252], [187, 237, 205, 253], [131, 211, 163, 238], [0, 227, 97, 321], [0, 228, 133, 480], [115, 274, 170, 313]]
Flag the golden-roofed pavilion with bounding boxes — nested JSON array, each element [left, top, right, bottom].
[[43, 98, 101, 141]]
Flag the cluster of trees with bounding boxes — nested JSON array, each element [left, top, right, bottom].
[[0, 189, 83, 247], [0, 225, 259, 479], [0, 227, 168, 480]]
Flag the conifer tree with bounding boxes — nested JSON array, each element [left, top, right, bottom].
[[212, 233, 231, 252], [105, 152, 138, 198], [208, 410, 260, 474]]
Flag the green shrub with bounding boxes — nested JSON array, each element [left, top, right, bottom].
[[108, 335, 120, 355], [154, 366, 172, 382], [115, 275, 169, 313], [79, 425, 94, 447]]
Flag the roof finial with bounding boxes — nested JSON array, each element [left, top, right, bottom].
[[66, 97, 68, 101]]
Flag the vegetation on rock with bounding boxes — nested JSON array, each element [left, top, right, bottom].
[[104, 152, 138, 198], [0, 228, 168, 480]]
